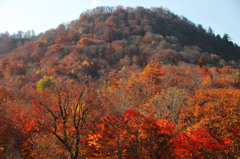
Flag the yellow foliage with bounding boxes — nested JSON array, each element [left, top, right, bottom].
[[36, 69, 40, 75], [151, 40, 155, 45], [179, 88, 240, 138], [141, 61, 165, 85], [0, 146, 4, 151], [200, 75, 212, 88], [78, 28, 83, 34], [82, 60, 90, 67]]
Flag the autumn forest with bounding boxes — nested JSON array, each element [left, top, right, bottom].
[[0, 6, 240, 158]]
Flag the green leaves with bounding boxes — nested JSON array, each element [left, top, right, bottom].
[[36, 76, 55, 92]]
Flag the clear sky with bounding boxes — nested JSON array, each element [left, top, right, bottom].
[[0, 0, 239, 45]]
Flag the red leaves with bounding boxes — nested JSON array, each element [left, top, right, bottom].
[[124, 109, 143, 123], [228, 122, 240, 157], [0, 107, 37, 158], [87, 110, 177, 158], [87, 109, 234, 158], [87, 114, 129, 158], [140, 115, 176, 158], [190, 129, 226, 151], [198, 57, 205, 67], [173, 129, 230, 159], [24, 118, 40, 133]]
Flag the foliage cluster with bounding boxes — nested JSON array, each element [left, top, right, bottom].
[[0, 6, 240, 158], [0, 61, 240, 158]]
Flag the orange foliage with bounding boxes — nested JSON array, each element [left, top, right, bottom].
[[180, 88, 240, 135], [141, 61, 165, 85], [77, 37, 91, 45], [179, 88, 240, 157]]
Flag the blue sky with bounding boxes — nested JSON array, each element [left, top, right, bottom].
[[0, 0, 239, 45]]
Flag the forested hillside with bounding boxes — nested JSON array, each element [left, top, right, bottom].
[[0, 6, 239, 158]]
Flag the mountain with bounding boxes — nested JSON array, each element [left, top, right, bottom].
[[1, 7, 240, 82]]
